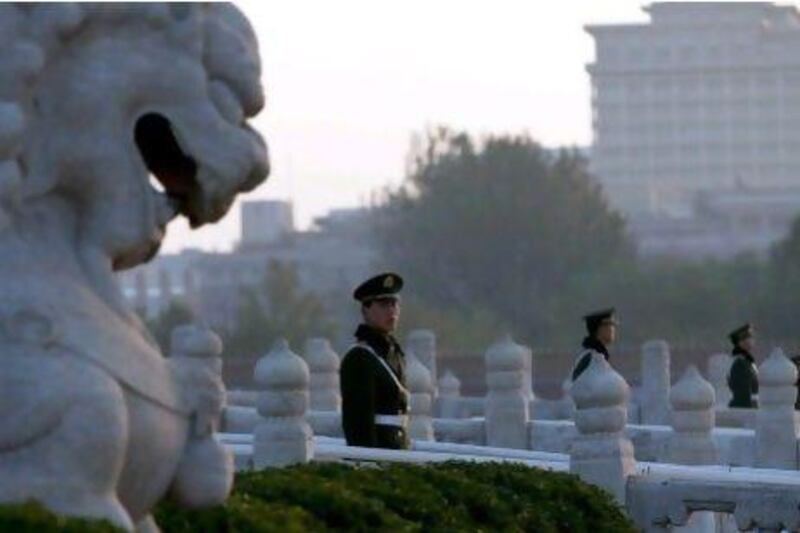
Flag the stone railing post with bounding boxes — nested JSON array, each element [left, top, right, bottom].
[[522, 344, 534, 402], [570, 353, 636, 505], [303, 337, 340, 412], [756, 348, 799, 469], [668, 365, 717, 465], [407, 350, 434, 441], [707, 353, 732, 408], [437, 370, 462, 418], [484, 334, 529, 449], [168, 324, 233, 507], [169, 324, 225, 435], [253, 339, 312, 468], [641, 340, 671, 425], [407, 329, 437, 396], [667, 365, 718, 532]]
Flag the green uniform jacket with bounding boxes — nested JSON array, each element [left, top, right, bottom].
[[728, 347, 758, 409], [340, 324, 409, 449]]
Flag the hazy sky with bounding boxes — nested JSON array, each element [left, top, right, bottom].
[[161, 0, 655, 253]]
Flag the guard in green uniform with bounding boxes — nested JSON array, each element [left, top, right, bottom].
[[340, 272, 410, 449], [727, 323, 758, 409], [572, 308, 618, 382]]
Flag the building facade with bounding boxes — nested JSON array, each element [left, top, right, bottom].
[[240, 200, 294, 249], [631, 184, 800, 258], [587, 2, 800, 217], [118, 202, 378, 339]]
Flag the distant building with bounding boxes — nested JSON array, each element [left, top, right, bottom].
[[587, 2, 800, 217], [240, 200, 294, 249], [632, 184, 800, 258], [119, 203, 378, 338]]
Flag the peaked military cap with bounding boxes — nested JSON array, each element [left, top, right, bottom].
[[583, 307, 618, 333], [728, 323, 754, 345], [353, 272, 404, 303]]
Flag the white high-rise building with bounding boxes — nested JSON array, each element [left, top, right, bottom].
[[587, 2, 800, 216]]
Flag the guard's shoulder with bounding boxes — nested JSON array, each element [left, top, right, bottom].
[[344, 343, 371, 355], [730, 356, 749, 371], [342, 345, 372, 365]]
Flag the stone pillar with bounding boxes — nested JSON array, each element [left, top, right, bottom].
[[641, 340, 671, 425], [169, 324, 225, 434], [521, 345, 534, 402], [484, 335, 529, 449], [570, 353, 636, 505], [668, 365, 718, 532], [303, 337, 340, 412], [668, 365, 717, 465], [407, 329, 437, 396], [407, 350, 434, 441], [437, 370, 462, 418], [253, 339, 312, 468], [707, 353, 732, 408], [756, 348, 799, 469], [168, 324, 233, 507]]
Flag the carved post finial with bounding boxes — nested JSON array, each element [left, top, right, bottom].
[[407, 329, 438, 396], [167, 323, 232, 508], [253, 339, 312, 468], [641, 339, 671, 425], [407, 349, 434, 441], [436, 370, 462, 418], [303, 337, 340, 412], [569, 353, 636, 505], [756, 348, 799, 469], [439, 369, 461, 397], [668, 365, 717, 465], [484, 335, 529, 449]]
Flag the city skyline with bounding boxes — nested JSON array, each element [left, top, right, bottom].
[[161, 0, 652, 253]]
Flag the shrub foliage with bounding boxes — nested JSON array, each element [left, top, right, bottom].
[[159, 461, 635, 532], [0, 462, 636, 532]]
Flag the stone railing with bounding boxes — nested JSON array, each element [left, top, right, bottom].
[[221, 337, 800, 468], [218, 334, 800, 531]]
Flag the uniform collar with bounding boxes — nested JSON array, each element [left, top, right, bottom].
[[732, 345, 754, 362], [355, 323, 399, 356], [582, 336, 609, 359]]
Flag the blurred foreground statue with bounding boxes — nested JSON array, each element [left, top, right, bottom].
[[0, 3, 268, 530]]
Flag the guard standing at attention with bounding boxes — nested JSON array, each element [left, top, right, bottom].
[[727, 323, 758, 409], [572, 308, 619, 382], [340, 272, 410, 449]]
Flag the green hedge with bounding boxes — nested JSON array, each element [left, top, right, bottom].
[[0, 462, 636, 532], [158, 462, 635, 533], [0, 501, 120, 532]]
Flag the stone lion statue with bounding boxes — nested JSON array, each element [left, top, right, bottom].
[[0, 3, 269, 531]]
